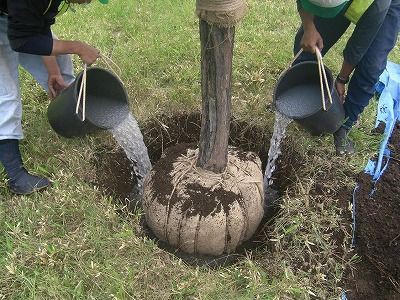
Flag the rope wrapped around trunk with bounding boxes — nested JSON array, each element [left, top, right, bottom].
[[195, 0, 247, 27]]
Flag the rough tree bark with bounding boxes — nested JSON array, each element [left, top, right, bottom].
[[197, 20, 235, 173]]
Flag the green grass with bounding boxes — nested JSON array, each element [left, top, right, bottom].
[[1, 0, 398, 299]]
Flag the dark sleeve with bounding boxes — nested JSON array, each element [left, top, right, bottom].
[[343, 0, 391, 66], [14, 30, 53, 55], [297, 0, 302, 11], [7, 0, 54, 55]]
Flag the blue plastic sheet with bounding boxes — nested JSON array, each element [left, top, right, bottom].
[[351, 184, 358, 247], [364, 61, 400, 181]]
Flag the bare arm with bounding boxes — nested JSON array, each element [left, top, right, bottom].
[[42, 55, 69, 99], [52, 40, 100, 65], [42, 55, 61, 75], [335, 60, 355, 103]]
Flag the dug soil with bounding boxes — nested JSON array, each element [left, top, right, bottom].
[[341, 122, 400, 299], [94, 113, 400, 297], [94, 113, 300, 267]]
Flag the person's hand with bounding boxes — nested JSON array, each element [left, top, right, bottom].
[[77, 42, 100, 65], [335, 80, 346, 104], [301, 27, 323, 53], [48, 74, 69, 100]]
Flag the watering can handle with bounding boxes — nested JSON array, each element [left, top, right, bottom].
[[75, 63, 87, 121], [289, 49, 304, 67], [99, 54, 123, 83], [74, 54, 124, 122], [315, 48, 333, 110]]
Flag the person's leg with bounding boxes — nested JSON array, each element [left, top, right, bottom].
[[293, 13, 350, 63], [343, 2, 400, 129], [333, 125, 355, 155], [0, 16, 50, 195], [334, 3, 400, 155], [0, 17, 23, 141]]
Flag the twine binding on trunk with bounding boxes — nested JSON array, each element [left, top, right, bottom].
[[195, 0, 247, 27]]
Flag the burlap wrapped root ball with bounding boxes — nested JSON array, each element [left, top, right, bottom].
[[143, 144, 264, 256]]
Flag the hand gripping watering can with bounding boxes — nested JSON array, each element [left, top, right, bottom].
[[47, 60, 129, 138], [273, 49, 345, 136]]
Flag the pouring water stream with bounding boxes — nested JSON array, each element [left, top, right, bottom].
[[264, 111, 292, 205], [109, 113, 152, 201]]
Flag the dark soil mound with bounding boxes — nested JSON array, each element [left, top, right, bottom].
[[343, 122, 400, 299], [94, 113, 302, 267], [93, 112, 400, 297]]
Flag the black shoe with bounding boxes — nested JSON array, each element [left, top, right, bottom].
[[9, 168, 51, 195], [0, 140, 51, 195], [333, 127, 355, 155]]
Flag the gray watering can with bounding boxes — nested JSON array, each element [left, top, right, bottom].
[[273, 50, 345, 136], [47, 67, 129, 138]]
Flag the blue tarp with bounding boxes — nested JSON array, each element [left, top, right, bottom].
[[364, 61, 400, 181], [352, 61, 400, 245]]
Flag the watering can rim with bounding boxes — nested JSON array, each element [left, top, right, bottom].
[[272, 60, 335, 119], [72, 66, 129, 127]]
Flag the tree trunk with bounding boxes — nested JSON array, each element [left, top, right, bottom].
[[197, 20, 235, 173]]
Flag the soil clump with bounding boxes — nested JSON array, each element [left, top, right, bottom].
[[342, 122, 400, 299]]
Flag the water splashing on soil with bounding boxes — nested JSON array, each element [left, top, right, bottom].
[[264, 111, 292, 204], [110, 113, 152, 200]]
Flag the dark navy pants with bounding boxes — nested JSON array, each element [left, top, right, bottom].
[[293, 2, 400, 129]]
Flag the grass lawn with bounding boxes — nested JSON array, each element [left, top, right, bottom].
[[1, 0, 399, 299]]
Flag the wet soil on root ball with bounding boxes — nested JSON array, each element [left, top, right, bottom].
[[93, 112, 303, 267], [93, 112, 400, 297]]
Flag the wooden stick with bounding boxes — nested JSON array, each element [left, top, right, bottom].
[[75, 63, 87, 120], [76, 65, 85, 115], [82, 65, 87, 121], [316, 49, 333, 105], [316, 49, 327, 111]]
